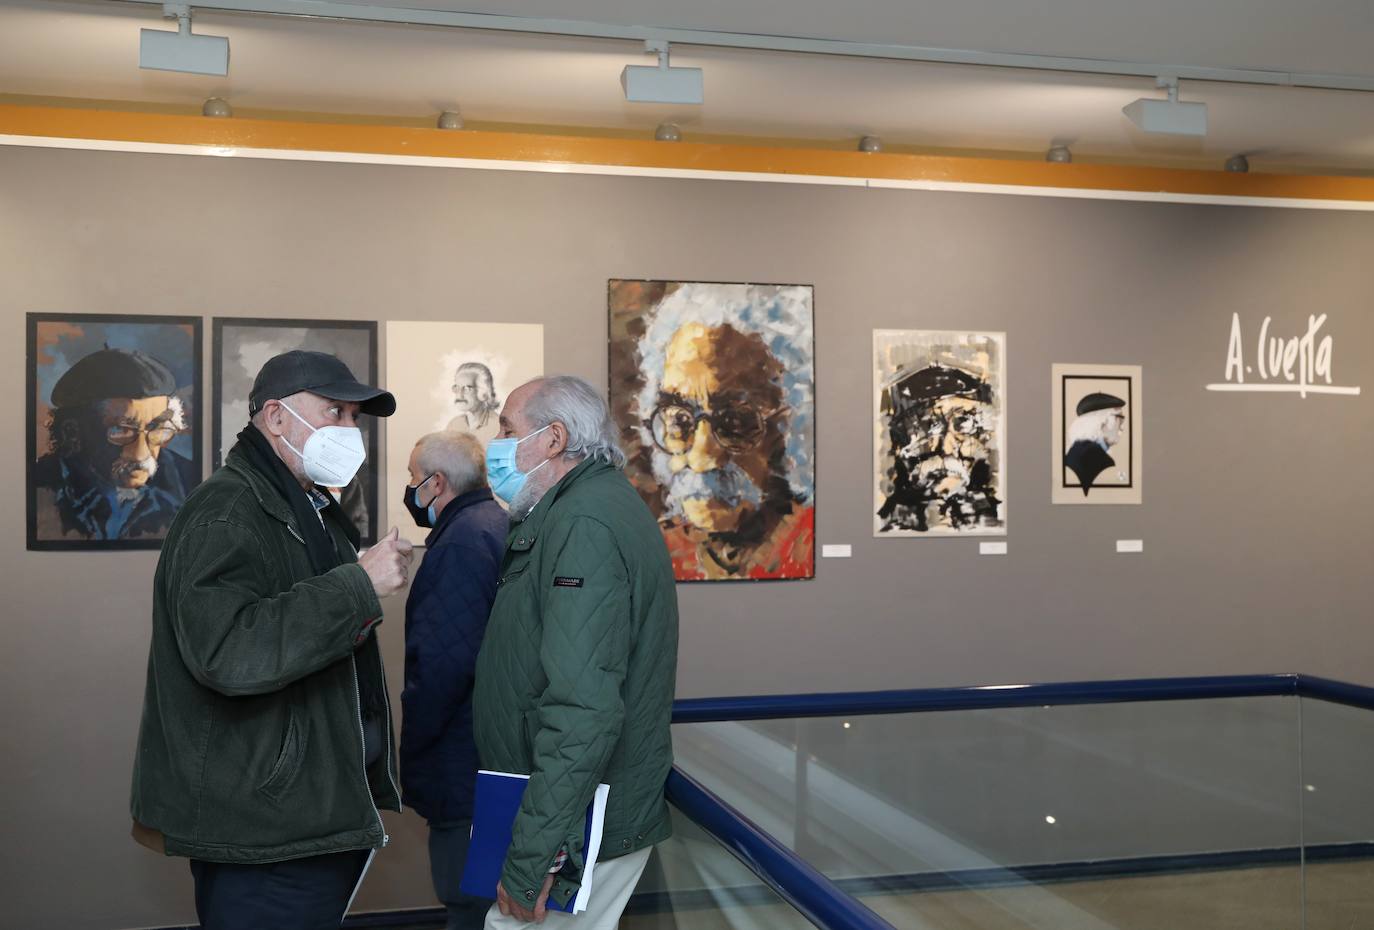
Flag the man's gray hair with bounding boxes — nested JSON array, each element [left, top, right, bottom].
[[632, 283, 813, 500], [414, 430, 487, 496], [523, 376, 627, 469]]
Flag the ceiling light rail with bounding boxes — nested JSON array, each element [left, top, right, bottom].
[[105, 0, 1374, 94]]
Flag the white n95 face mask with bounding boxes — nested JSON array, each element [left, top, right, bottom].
[[278, 401, 367, 487]]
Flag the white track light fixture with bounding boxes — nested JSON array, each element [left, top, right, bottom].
[[621, 40, 703, 105], [140, 3, 229, 76], [1123, 76, 1207, 137]]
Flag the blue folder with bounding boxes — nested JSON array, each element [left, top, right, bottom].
[[459, 770, 610, 915]]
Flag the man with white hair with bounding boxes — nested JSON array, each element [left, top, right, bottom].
[[1064, 392, 1128, 495], [400, 430, 508, 930], [472, 375, 679, 930], [631, 282, 815, 580]]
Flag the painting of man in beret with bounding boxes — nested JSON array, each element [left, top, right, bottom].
[[28, 314, 202, 549]]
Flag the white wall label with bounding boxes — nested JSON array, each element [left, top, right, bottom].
[[979, 541, 1008, 556], [1116, 539, 1144, 553], [1207, 312, 1360, 398], [821, 544, 852, 558]]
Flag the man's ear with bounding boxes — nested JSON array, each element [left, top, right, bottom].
[[260, 401, 286, 438], [547, 421, 569, 457]]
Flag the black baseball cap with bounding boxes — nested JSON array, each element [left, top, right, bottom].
[[249, 350, 396, 417]]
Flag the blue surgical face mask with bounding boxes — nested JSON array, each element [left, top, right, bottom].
[[486, 425, 551, 505], [403, 473, 438, 528]]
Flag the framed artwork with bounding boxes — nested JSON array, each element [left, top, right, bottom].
[[1052, 364, 1143, 505], [609, 279, 815, 581], [385, 321, 544, 546], [27, 313, 203, 550], [213, 317, 380, 544], [874, 329, 1007, 537]]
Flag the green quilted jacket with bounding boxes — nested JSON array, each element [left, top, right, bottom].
[[129, 443, 400, 863], [473, 457, 679, 910]]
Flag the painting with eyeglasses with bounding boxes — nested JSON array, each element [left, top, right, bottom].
[[27, 313, 202, 550], [609, 279, 815, 581], [874, 329, 1007, 537], [1051, 363, 1143, 505]]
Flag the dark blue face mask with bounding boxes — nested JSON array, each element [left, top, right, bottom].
[[402, 473, 438, 528]]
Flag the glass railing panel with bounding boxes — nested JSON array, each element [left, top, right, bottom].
[[1298, 695, 1374, 930], [674, 696, 1303, 929], [625, 804, 826, 930]]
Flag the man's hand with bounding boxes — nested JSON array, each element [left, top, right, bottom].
[[357, 527, 414, 598], [496, 873, 556, 923]]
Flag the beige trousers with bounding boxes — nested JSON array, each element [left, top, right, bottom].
[[483, 846, 652, 930]]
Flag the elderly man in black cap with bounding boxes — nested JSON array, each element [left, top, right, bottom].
[[33, 347, 198, 541], [1065, 392, 1128, 495], [130, 350, 414, 930], [878, 363, 1002, 533]]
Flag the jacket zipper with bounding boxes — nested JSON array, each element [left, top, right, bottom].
[[349, 655, 389, 848]]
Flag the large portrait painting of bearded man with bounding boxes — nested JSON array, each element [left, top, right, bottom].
[[27, 313, 203, 550], [874, 329, 1007, 537], [609, 280, 815, 581]]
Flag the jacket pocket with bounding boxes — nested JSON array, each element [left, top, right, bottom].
[[258, 708, 306, 801]]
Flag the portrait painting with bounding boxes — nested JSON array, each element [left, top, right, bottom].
[[213, 318, 380, 544], [1051, 364, 1143, 505], [27, 313, 202, 550], [874, 330, 1007, 537], [609, 279, 815, 582], [386, 321, 544, 546]]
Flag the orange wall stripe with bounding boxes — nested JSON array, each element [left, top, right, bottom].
[[5, 102, 1374, 203]]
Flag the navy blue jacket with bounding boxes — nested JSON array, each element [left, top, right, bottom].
[[400, 487, 507, 824]]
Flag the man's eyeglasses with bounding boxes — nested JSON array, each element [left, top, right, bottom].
[[107, 423, 179, 447], [646, 401, 783, 454]]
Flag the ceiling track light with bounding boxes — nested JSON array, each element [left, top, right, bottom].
[[140, 3, 229, 76], [621, 40, 703, 105], [1046, 144, 1072, 163], [1123, 75, 1207, 137]]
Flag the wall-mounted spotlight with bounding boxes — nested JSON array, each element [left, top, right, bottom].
[[621, 40, 703, 105], [437, 110, 464, 130], [858, 135, 883, 153], [140, 3, 229, 76], [654, 122, 682, 142], [1123, 76, 1207, 137], [1046, 144, 1072, 163], [202, 96, 232, 118], [1224, 153, 1250, 173]]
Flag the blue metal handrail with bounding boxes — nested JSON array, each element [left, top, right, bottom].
[[665, 767, 899, 930], [671, 672, 1374, 723]]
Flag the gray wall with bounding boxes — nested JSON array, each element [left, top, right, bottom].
[[3, 146, 1374, 928]]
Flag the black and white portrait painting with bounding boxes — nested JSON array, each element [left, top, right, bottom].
[[213, 318, 380, 543], [874, 330, 1007, 537], [1052, 363, 1143, 505]]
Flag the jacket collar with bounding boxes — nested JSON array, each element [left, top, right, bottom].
[[508, 457, 611, 552], [425, 486, 496, 547], [224, 442, 305, 531]]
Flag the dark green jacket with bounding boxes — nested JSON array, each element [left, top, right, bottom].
[[473, 458, 679, 909], [129, 443, 400, 863]]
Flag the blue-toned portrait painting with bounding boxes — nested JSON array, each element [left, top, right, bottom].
[[27, 313, 203, 550]]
